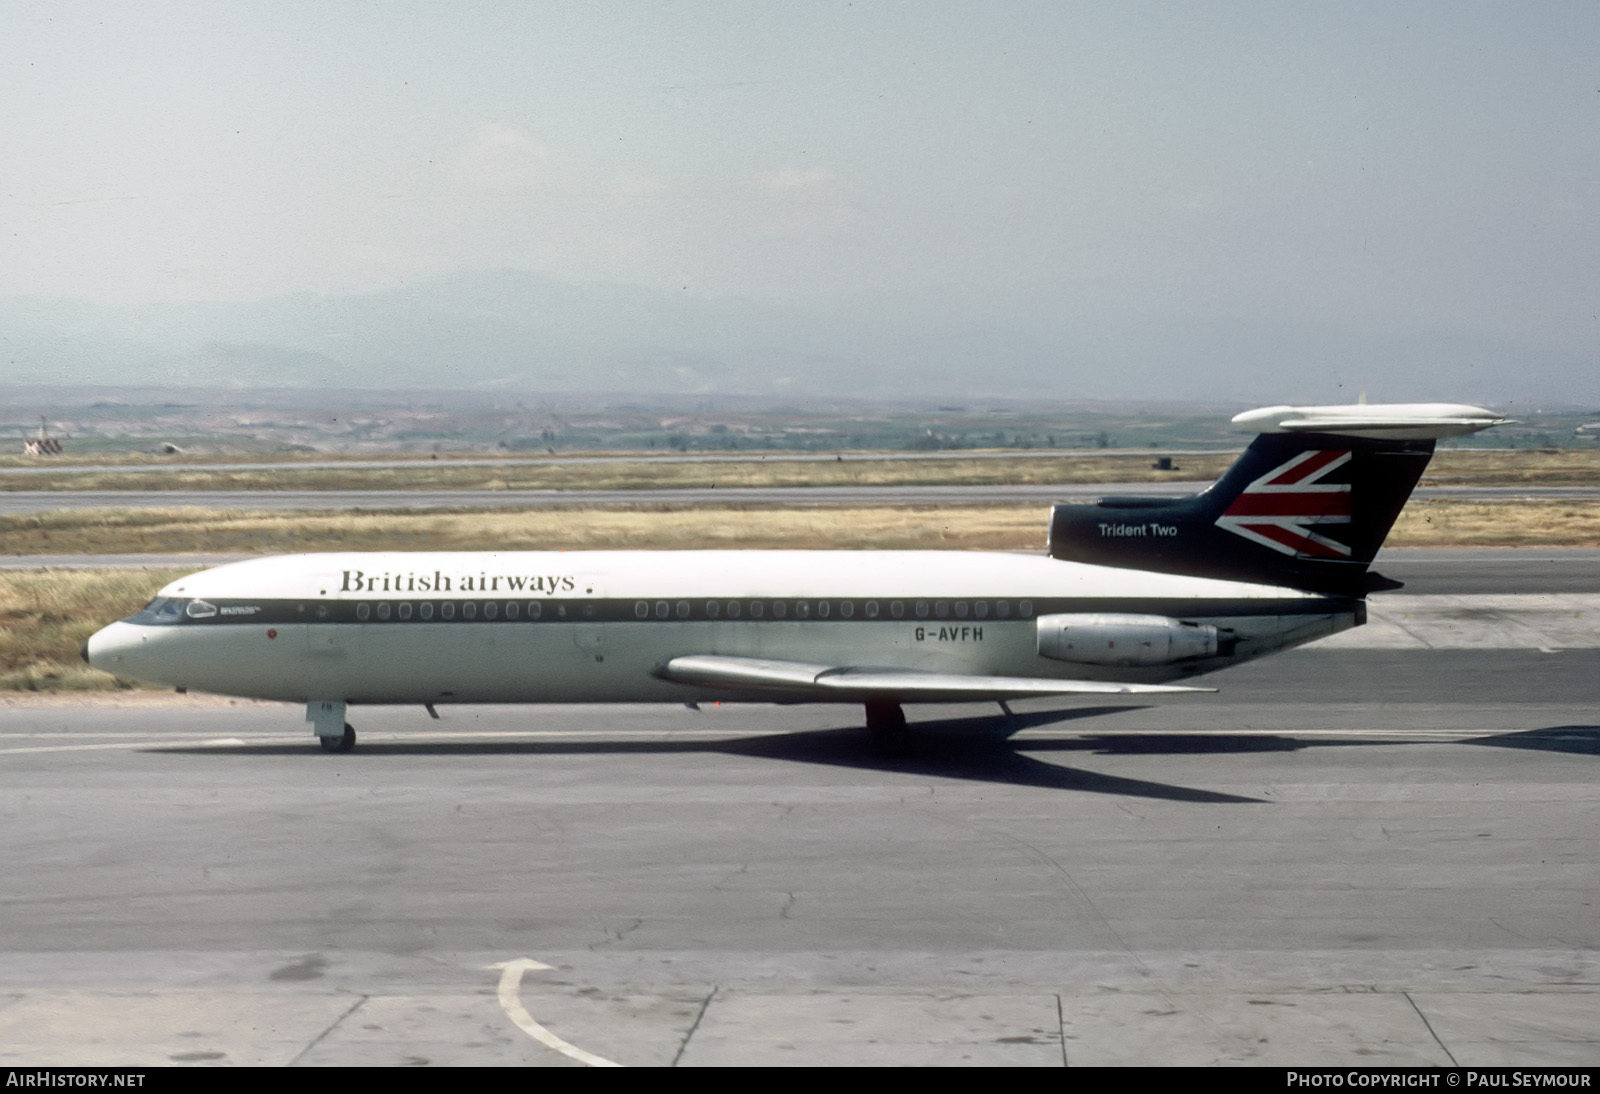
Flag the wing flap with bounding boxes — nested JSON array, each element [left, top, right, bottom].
[[658, 654, 1212, 702]]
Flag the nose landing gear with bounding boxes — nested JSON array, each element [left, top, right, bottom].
[[318, 724, 356, 753], [308, 700, 355, 753]]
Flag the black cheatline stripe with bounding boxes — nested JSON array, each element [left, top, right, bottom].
[[129, 595, 1358, 627]]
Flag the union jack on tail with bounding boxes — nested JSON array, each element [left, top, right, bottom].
[[1047, 403, 1508, 595]]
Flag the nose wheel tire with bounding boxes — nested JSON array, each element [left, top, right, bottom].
[[319, 724, 356, 753]]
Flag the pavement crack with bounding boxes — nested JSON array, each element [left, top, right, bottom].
[[1056, 993, 1068, 1067], [672, 985, 717, 1067], [589, 916, 643, 950], [1405, 991, 1458, 1066], [287, 993, 367, 1067]]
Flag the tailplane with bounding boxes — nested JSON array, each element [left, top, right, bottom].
[[1047, 403, 1509, 595]]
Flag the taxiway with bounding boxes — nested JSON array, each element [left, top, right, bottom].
[[2, 641, 1597, 1066]]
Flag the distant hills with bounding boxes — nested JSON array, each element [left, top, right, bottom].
[[1, 269, 1589, 408]]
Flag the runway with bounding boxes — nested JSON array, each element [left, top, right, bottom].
[[0, 448, 1234, 478], [2, 642, 1598, 1066], [2, 482, 1597, 515]]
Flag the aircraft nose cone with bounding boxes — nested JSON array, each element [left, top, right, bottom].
[[82, 624, 126, 674], [84, 621, 179, 688]]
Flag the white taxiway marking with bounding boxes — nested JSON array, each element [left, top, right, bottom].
[[491, 958, 622, 1067]]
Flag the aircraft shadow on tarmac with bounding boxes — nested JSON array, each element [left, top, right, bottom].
[[1465, 725, 1600, 756], [153, 711, 1600, 803], [150, 704, 1342, 805]]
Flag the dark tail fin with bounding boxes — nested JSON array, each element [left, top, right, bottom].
[[1047, 403, 1507, 595]]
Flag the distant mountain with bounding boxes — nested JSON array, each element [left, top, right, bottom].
[[0, 269, 1588, 405]]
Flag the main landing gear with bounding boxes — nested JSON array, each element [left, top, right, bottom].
[[865, 700, 910, 754], [308, 700, 355, 754]]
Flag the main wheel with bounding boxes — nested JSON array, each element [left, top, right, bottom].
[[865, 701, 909, 754], [319, 724, 356, 753]]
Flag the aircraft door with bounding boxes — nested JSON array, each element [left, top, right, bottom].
[[568, 575, 606, 660], [300, 574, 345, 659]]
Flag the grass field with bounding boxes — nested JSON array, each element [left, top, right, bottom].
[[5, 445, 1598, 493], [0, 569, 188, 691], [0, 451, 1236, 493], [6, 494, 1598, 556]]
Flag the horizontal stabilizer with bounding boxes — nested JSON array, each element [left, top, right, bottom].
[[657, 654, 1212, 702], [1231, 403, 1512, 440]]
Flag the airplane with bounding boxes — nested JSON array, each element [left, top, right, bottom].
[[83, 402, 1508, 753]]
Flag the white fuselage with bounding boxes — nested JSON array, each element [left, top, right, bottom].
[[86, 550, 1358, 705]]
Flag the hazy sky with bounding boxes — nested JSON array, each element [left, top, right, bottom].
[[4, 2, 1597, 398]]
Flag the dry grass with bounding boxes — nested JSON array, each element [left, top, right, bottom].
[[1389, 498, 1600, 547], [0, 569, 187, 691], [1423, 448, 1600, 487], [2, 452, 1236, 494], [0, 504, 1049, 555], [6, 446, 1598, 494]]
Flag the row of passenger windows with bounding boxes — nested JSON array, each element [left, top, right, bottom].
[[351, 600, 564, 622], [349, 599, 1036, 622], [635, 599, 1033, 620]]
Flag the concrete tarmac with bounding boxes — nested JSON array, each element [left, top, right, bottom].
[[2, 644, 1598, 1066]]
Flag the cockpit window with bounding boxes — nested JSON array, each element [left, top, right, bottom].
[[129, 597, 188, 625]]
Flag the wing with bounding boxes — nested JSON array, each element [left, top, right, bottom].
[[656, 654, 1212, 703]]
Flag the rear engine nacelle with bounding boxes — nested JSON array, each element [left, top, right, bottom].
[[1035, 613, 1219, 667]]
